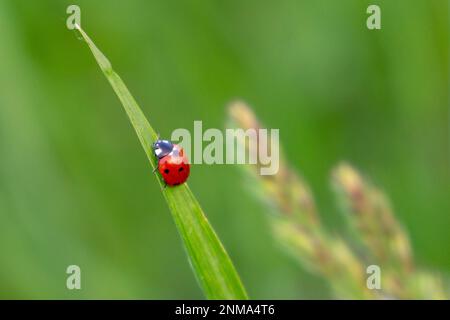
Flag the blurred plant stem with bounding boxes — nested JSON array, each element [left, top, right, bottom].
[[228, 101, 447, 299]]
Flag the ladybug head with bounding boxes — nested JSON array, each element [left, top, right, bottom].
[[153, 139, 174, 159]]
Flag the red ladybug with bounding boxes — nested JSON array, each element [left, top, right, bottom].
[[152, 139, 190, 187]]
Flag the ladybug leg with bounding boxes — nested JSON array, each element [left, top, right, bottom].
[[152, 166, 158, 173], [163, 182, 167, 189]]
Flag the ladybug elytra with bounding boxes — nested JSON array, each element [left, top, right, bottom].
[[152, 139, 190, 187]]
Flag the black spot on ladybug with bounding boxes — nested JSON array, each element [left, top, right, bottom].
[[164, 169, 170, 174], [178, 167, 184, 172]]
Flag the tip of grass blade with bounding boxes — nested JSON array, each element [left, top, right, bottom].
[[74, 24, 112, 74]]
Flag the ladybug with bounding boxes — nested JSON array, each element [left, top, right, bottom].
[[152, 139, 190, 187]]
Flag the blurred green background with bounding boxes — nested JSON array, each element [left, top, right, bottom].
[[0, 0, 448, 299]]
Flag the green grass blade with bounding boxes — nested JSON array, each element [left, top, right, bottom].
[[75, 25, 248, 300]]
